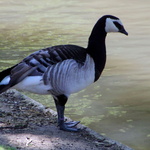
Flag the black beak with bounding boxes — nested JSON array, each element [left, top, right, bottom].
[[119, 27, 128, 36]]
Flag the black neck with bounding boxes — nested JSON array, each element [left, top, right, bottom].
[[87, 18, 107, 81]]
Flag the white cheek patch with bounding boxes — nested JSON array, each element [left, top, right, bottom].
[[105, 18, 122, 33]]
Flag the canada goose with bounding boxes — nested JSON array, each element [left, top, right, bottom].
[[0, 15, 128, 132]]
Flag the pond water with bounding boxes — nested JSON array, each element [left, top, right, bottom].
[[0, 0, 150, 150]]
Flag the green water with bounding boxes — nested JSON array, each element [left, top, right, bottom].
[[0, 0, 150, 150]]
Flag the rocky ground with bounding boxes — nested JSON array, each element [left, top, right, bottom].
[[0, 90, 133, 150]]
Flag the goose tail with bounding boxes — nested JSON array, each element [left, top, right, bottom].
[[0, 66, 16, 94]]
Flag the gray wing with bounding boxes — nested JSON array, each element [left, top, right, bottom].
[[9, 45, 87, 86]]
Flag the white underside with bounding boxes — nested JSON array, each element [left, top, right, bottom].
[[13, 76, 52, 95], [11, 55, 95, 96]]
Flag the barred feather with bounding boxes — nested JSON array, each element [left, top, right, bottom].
[[1, 45, 91, 95]]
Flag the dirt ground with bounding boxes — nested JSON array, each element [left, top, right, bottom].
[[0, 90, 133, 150]]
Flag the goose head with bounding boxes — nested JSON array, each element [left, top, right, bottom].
[[104, 15, 128, 35]]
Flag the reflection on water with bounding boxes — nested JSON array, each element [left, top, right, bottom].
[[0, 0, 150, 150]]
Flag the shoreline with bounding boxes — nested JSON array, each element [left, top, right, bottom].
[[0, 89, 133, 150]]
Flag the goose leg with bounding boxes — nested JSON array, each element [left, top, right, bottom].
[[54, 95, 80, 132]]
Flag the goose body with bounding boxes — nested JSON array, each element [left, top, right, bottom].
[[0, 15, 128, 131], [13, 47, 95, 96]]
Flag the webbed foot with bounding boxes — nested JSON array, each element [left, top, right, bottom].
[[59, 121, 80, 132], [65, 121, 80, 128]]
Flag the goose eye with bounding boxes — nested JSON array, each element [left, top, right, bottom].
[[114, 21, 122, 30]]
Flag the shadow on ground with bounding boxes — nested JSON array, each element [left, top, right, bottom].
[[0, 90, 133, 150]]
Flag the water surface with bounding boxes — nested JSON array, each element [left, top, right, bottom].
[[0, 0, 150, 150]]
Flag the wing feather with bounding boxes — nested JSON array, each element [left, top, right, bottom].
[[6, 45, 86, 88]]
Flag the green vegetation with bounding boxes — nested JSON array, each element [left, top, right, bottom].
[[0, 145, 16, 150]]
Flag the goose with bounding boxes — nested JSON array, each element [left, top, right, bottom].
[[0, 15, 128, 132]]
